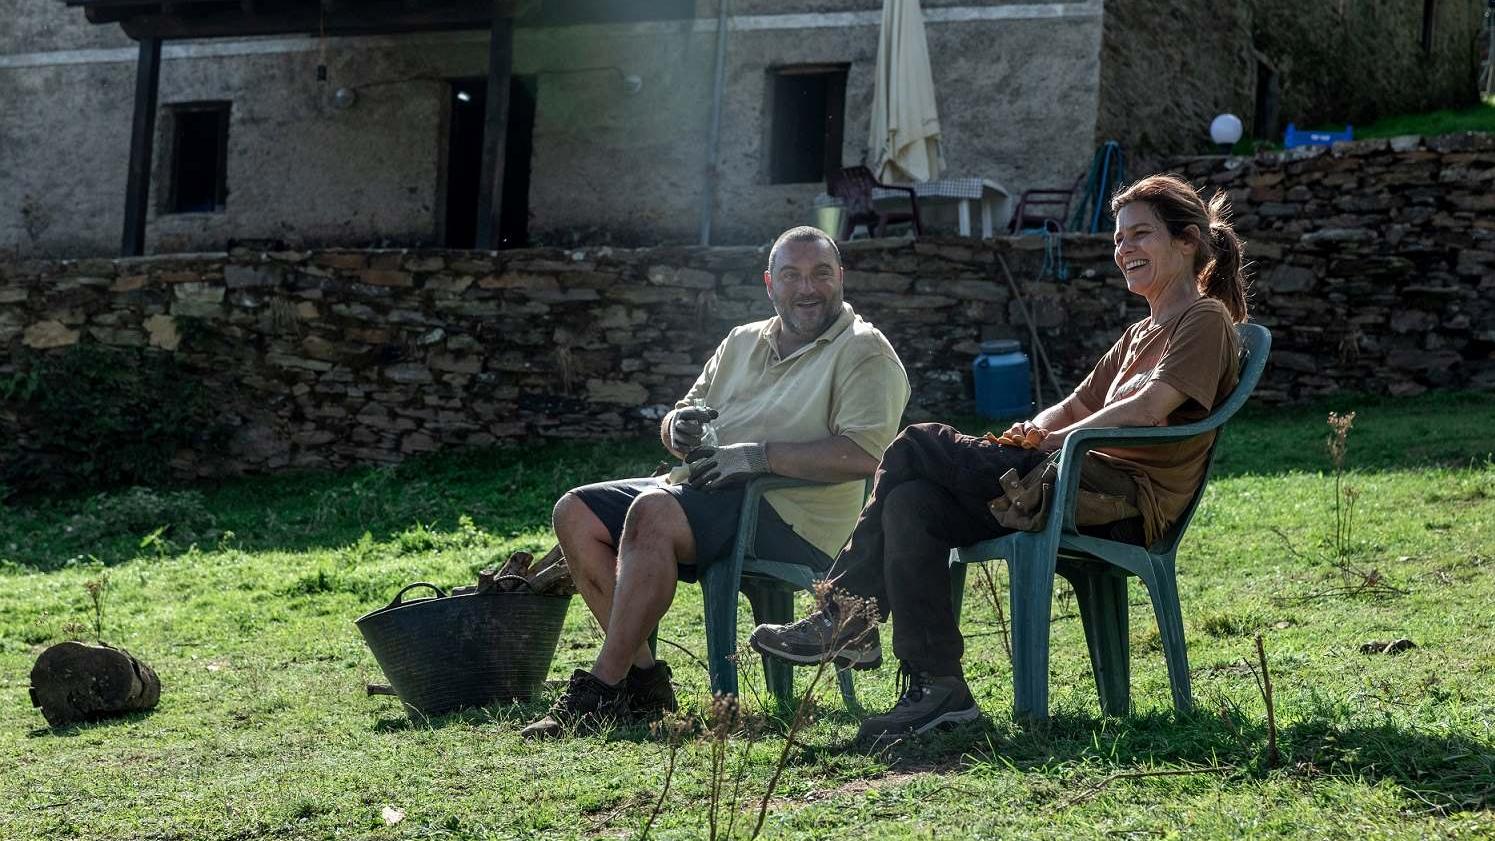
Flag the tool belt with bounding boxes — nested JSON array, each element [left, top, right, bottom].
[[987, 454, 1141, 533]]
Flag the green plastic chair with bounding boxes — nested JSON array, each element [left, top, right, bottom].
[[697, 476, 859, 711], [949, 323, 1271, 721]]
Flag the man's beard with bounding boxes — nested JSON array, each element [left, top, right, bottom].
[[780, 296, 840, 339]]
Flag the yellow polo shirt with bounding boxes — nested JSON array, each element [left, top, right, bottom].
[[678, 303, 909, 558]]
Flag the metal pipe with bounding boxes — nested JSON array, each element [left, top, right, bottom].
[[698, 0, 729, 245]]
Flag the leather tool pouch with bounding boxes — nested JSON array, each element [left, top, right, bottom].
[[987, 454, 1140, 533]]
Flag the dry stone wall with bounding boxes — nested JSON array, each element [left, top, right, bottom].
[[1, 133, 1491, 477], [1167, 132, 1495, 401]]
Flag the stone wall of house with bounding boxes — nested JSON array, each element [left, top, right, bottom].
[[1094, 0, 1253, 158], [1095, 0, 1486, 158], [1, 133, 1492, 477], [1247, 0, 1485, 132], [2, 1, 1102, 257]]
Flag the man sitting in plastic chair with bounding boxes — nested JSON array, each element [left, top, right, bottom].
[[522, 226, 909, 739], [752, 174, 1253, 743]]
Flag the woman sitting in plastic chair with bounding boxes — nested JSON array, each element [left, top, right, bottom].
[[751, 173, 1252, 743]]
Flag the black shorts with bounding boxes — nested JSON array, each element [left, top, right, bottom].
[[567, 477, 833, 584]]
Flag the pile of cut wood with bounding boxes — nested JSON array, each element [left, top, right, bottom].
[[452, 545, 577, 597]]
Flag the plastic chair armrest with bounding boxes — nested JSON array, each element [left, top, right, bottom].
[[728, 476, 829, 571]]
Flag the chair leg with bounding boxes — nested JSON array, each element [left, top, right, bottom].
[[1006, 541, 1058, 722], [698, 559, 741, 699], [742, 579, 795, 711], [1067, 569, 1131, 716], [1147, 561, 1194, 713], [835, 667, 860, 713]]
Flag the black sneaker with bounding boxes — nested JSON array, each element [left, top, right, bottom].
[[855, 666, 980, 743], [520, 669, 629, 739], [749, 605, 881, 670], [625, 660, 677, 718]]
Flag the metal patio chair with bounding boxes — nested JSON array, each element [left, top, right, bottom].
[[826, 166, 923, 239]]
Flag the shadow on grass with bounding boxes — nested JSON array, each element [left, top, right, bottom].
[[27, 707, 159, 738], [0, 436, 664, 569], [367, 694, 561, 733], [1279, 717, 1494, 813], [366, 696, 676, 745], [3, 393, 1492, 570], [808, 704, 1494, 813], [1210, 391, 1495, 479]]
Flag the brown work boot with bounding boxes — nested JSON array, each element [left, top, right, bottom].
[[855, 665, 979, 745], [625, 660, 677, 719], [520, 669, 629, 740]]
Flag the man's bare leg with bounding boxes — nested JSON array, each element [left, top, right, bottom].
[[552, 492, 656, 671], [589, 489, 696, 686]]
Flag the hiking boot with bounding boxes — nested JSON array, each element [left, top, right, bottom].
[[855, 666, 980, 743], [749, 604, 881, 670], [520, 669, 629, 740], [625, 660, 677, 718]]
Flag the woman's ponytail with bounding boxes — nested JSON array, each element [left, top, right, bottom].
[[1202, 190, 1248, 323]]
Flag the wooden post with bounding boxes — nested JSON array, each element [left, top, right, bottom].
[[121, 37, 162, 257], [474, 9, 512, 250]]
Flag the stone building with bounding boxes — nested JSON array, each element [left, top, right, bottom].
[[1, 0, 1484, 258]]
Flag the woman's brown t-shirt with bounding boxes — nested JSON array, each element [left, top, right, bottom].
[[1072, 297, 1241, 545]]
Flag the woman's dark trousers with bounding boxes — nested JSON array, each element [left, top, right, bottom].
[[829, 423, 1047, 678]]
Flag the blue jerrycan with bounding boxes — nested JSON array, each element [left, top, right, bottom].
[[972, 339, 1033, 420]]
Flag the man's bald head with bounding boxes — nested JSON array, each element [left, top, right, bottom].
[[767, 226, 842, 275]]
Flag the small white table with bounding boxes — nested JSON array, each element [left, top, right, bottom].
[[871, 177, 1012, 238]]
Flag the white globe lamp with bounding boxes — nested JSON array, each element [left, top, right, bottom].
[[1210, 113, 1243, 154]]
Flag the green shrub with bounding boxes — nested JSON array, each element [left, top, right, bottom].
[[0, 344, 227, 493], [64, 486, 216, 547]]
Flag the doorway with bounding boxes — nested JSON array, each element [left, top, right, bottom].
[[443, 75, 537, 249]]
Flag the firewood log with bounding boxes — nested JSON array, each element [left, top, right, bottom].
[[524, 545, 576, 595], [495, 551, 535, 591], [29, 642, 161, 727]]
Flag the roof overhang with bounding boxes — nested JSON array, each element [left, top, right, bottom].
[[64, 0, 521, 40], [62, 0, 698, 40]]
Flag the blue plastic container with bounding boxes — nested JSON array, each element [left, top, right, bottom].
[[973, 339, 1033, 420], [1283, 122, 1353, 149]]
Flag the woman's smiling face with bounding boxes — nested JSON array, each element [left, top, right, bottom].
[[1113, 201, 1197, 301]]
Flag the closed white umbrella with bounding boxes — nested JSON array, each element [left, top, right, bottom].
[[868, 0, 944, 184]]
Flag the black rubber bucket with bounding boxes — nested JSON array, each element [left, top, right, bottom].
[[355, 581, 572, 717]]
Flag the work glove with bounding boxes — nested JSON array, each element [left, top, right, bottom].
[[685, 443, 770, 491], [667, 405, 718, 455]]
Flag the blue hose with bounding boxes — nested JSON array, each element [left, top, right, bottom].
[[1069, 141, 1126, 234], [1039, 219, 1068, 281]]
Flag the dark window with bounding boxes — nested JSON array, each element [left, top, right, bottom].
[[768, 66, 848, 185], [1421, 0, 1436, 54], [442, 76, 537, 249], [168, 103, 229, 214], [1253, 58, 1280, 140]]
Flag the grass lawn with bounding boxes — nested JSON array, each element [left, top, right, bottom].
[[1, 392, 1492, 839], [1348, 95, 1495, 141], [1231, 95, 1495, 153]]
